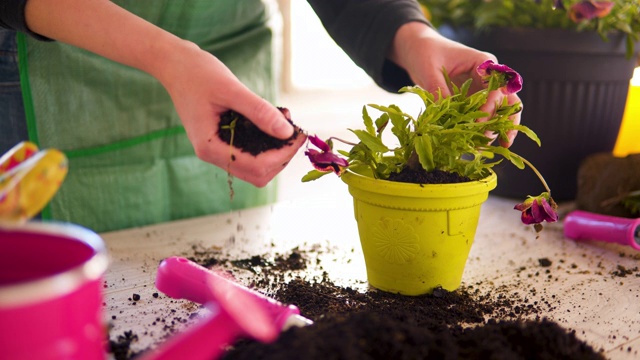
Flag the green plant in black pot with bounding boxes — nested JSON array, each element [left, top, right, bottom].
[[419, 0, 640, 201]]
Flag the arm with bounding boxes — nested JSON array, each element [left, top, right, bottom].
[[388, 22, 522, 147], [308, 0, 520, 147], [20, 0, 304, 187], [307, 0, 427, 92]]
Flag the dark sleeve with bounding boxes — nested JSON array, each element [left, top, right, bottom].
[[0, 0, 51, 40], [307, 0, 430, 92]]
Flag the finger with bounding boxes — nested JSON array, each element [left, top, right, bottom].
[[477, 89, 503, 144], [421, 76, 451, 99], [227, 86, 294, 140], [227, 133, 307, 187], [499, 93, 523, 148]]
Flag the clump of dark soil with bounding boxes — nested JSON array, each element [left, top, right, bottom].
[[388, 167, 471, 184], [221, 276, 603, 360], [218, 108, 303, 156], [108, 244, 607, 360], [189, 246, 603, 360], [109, 330, 140, 360], [224, 314, 602, 360]]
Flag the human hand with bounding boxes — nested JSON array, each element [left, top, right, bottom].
[[24, 0, 305, 187], [153, 41, 307, 187], [388, 22, 522, 148]]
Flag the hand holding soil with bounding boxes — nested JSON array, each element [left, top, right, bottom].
[[216, 107, 306, 187]]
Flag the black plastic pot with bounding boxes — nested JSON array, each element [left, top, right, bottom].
[[441, 26, 638, 201]]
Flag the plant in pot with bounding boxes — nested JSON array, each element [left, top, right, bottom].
[[419, 0, 640, 201], [302, 61, 559, 296]]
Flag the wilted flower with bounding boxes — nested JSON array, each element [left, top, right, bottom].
[[476, 60, 523, 95], [569, 1, 614, 22], [514, 192, 559, 226], [304, 135, 349, 176]]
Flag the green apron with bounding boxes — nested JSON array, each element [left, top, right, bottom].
[[17, 0, 281, 233]]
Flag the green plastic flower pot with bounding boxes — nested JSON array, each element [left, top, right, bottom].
[[341, 168, 497, 296]]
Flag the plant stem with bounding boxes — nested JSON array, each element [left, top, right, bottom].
[[514, 153, 551, 194], [329, 137, 359, 147]]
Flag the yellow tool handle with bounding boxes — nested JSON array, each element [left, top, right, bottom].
[[0, 142, 68, 223], [0, 141, 39, 173]]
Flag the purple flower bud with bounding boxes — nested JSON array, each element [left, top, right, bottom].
[[476, 60, 523, 95], [305, 135, 349, 176], [569, 1, 614, 22], [514, 193, 559, 226]]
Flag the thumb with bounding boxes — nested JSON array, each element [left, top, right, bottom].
[[230, 91, 294, 140]]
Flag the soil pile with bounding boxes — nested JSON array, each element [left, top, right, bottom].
[[109, 245, 607, 360]]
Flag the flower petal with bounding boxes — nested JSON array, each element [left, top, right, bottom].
[[569, 1, 614, 22], [503, 73, 524, 95], [520, 211, 538, 225], [476, 60, 523, 95], [514, 193, 559, 227], [476, 60, 493, 77], [304, 146, 349, 176], [308, 135, 331, 152], [531, 199, 544, 223], [540, 198, 559, 223]]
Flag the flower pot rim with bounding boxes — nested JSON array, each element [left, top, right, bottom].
[[439, 25, 638, 56], [0, 221, 109, 308], [341, 167, 497, 198]]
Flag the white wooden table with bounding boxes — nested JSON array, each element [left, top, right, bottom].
[[101, 186, 640, 360]]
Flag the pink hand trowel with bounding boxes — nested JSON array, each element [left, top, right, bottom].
[[140, 256, 313, 360], [155, 256, 313, 330], [564, 210, 640, 251]]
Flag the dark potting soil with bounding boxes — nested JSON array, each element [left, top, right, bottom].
[[107, 244, 617, 360], [388, 167, 471, 185], [221, 279, 603, 360], [190, 246, 605, 360], [218, 108, 303, 156]]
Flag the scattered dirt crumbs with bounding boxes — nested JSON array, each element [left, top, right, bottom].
[[108, 243, 609, 360]]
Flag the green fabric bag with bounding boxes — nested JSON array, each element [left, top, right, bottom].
[[18, 0, 281, 233]]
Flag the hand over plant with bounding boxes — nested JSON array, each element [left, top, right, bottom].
[[302, 60, 559, 230]]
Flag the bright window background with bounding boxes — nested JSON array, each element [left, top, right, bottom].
[[287, 1, 373, 91]]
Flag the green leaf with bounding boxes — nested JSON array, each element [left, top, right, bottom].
[[349, 129, 390, 153], [362, 106, 375, 135], [486, 146, 525, 169], [513, 124, 541, 146], [375, 113, 390, 134], [414, 135, 435, 171], [460, 111, 490, 123], [301, 170, 332, 182], [399, 86, 432, 105]]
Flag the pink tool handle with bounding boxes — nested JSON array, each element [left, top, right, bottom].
[[564, 210, 640, 250], [138, 302, 242, 360], [156, 256, 301, 330]]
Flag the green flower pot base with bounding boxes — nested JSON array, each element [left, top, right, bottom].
[[342, 169, 497, 296]]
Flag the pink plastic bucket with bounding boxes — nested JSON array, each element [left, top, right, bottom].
[[0, 222, 109, 359]]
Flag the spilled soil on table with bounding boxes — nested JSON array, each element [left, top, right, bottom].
[[107, 243, 619, 360]]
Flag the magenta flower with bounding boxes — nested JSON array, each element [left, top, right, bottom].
[[569, 1, 614, 22], [476, 60, 523, 95], [514, 192, 559, 226], [304, 135, 349, 176]]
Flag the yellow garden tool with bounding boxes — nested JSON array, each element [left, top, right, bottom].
[[0, 142, 68, 223]]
